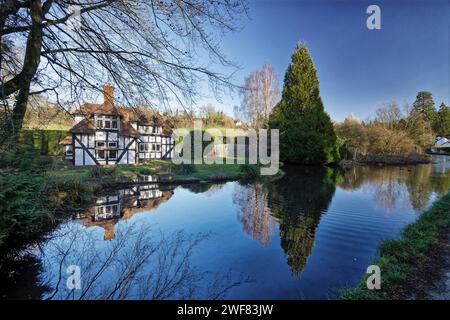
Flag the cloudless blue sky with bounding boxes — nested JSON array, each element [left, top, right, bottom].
[[197, 0, 449, 122]]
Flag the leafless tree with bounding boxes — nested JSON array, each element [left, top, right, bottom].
[[374, 100, 403, 129], [233, 182, 276, 246], [0, 0, 248, 143], [238, 62, 279, 130]]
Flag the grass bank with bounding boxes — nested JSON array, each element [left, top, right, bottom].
[[341, 191, 450, 299], [48, 159, 281, 185]]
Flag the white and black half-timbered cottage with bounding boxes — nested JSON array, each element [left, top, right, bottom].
[[60, 85, 174, 166]]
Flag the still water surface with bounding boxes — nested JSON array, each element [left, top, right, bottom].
[[5, 156, 450, 299]]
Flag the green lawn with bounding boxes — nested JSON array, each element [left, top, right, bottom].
[[172, 163, 243, 180], [47, 159, 251, 183]]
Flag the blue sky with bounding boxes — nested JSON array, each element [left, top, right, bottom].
[[197, 0, 449, 122]]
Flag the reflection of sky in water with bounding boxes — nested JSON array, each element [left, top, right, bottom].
[[31, 156, 450, 299]]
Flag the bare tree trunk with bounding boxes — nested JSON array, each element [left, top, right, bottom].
[[12, 85, 30, 132], [1, 0, 43, 142]]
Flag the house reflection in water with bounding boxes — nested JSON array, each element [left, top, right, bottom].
[[78, 175, 173, 240]]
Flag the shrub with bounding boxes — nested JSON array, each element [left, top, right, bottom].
[[209, 172, 229, 181], [175, 163, 197, 175], [0, 171, 98, 252], [366, 125, 417, 155], [0, 142, 46, 171], [89, 166, 117, 178], [138, 168, 153, 176], [17, 129, 69, 156], [0, 172, 50, 250]]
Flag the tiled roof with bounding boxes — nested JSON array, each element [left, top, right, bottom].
[[70, 85, 172, 136], [162, 119, 174, 136], [119, 120, 140, 137], [70, 119, 96, 134], [117, 107, 140, 122], [73, 103, 119, 116], [138, 114, 164, 126]]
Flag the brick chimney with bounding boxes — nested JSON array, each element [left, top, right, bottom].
[[103, 84, 114, 106]]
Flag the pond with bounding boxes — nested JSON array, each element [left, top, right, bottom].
[[2, 156, 450, 300]]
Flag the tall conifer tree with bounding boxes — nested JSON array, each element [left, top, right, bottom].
[[269, 43, 339, 164]]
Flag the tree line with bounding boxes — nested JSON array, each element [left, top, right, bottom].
[[239, 43, 449, 164], [336, 94, 450, 160]]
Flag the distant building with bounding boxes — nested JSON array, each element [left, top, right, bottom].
[[60, 85, 174, 166], [430, 136, 450, 153]]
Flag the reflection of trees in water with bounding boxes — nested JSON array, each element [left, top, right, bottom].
[[181, 183, 225, 196], [0, 253, 51, 299], [266, 166, 339, 276], [405, 165, 434, 210], [338, 163, 450, 211], [36, 222, 249, 300], [233, 182, 276, 246]]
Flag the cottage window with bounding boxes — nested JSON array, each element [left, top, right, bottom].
[[97, 150, 106, 159], [152, 144, 161, 151], [96, 141, 106, 148], [139, 143, 149, 152], [97, 206, 104, 215], [105, 120, 111, 129], [108, 142, 117, 148], [112, 205, 118, 214], [97, 120, 103, 128], [112, 120, 118, 129], [109, 150, 117, 160]]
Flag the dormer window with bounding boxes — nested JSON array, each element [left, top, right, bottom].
[[96, 115, 119, 130]]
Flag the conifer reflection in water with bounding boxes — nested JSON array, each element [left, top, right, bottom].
[[233, 166, 339, 276], [266, 166, 339, 276]]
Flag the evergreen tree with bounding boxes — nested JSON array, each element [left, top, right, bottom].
[[435, 102, 450, 136], [269, 43, 339, 164], [412, 91, 437, 127], [407, 110, 435, 148]]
